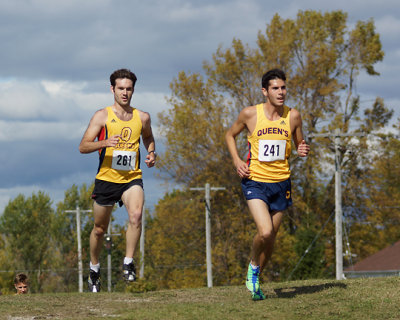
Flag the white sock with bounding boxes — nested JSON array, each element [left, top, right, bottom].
[[90, 262, 100, 273], [250, 263, 259, 270], [124, 257, 133, 265]]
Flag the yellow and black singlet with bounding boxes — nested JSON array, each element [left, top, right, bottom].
[[96, 106, 142, 183], [246, 103, 292, 183]]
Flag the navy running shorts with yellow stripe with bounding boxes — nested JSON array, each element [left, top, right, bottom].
[[241, 178, 292, 212]]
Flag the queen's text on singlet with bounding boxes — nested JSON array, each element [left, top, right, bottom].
[[246, 103, 292, 182]]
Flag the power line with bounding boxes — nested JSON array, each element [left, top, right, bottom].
[[343, 215, 356, 272], [309, 128, 365, 280], [104, 223, 121, 292], [139, 208, 145, 280], [287, 210, 335, 281]]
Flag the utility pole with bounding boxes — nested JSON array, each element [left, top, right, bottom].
[[334, 130, 344, 281], [309, 128, 364, 280], [104, 224, 121, 292], [105, 207, 146, 290], [190, 183, 226, 288], [139, 207, 145, 279], [105, 225, 112, 292], [65, 203, 92, 293]]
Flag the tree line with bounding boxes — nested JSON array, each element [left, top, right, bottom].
[[0, 10, 399, 293]]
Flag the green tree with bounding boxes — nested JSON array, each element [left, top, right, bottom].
[[0, 236, 14, 294], [368, 124, 400, 244], [344, 119, 400, 266], [152, 9, 390, 286], [158, 72, 230, 187], [50, 183, 94, 292], [291, 227, 326, 280], [53, 183, 127, 292], [0, 192, 54, 292], [145, 190, 206, 289]]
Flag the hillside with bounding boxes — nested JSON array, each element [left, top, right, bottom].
[[1, 277, 399, 319]]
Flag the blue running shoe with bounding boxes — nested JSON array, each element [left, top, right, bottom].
[[246, 263, 260, 293], [252, 289, 266, 301]]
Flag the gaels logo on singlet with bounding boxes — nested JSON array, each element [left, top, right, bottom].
[[96, 107, 142, 183], [121, 127, 132, 141]]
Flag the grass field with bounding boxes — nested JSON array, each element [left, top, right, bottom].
[[1, 277, 399, 319]]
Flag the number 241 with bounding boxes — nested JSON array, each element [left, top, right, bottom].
[[264, 144, 280, 156]]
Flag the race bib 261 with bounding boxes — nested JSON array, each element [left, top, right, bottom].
[[111, 150, 137, 171]]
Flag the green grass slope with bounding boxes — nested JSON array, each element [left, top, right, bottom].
[[1, 277, 399, 319]]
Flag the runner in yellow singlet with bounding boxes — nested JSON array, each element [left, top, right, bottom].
[[226, 69, 310, 300], [79, 69, 156, 292]]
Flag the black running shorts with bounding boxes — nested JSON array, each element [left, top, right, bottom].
[[91, 178, 143, 207]]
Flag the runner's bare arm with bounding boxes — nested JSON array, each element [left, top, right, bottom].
[[140, 111, 156, 168], [79, 109, 121, 154], [290, 108, 310, 157], [225, 107, 254, 178]]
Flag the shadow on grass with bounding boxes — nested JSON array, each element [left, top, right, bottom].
[[272, 282, 347, 299]]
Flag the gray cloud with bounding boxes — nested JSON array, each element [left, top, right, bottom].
[[0, 0, 399, 216]]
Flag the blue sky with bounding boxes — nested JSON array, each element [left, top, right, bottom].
[[0, 0, 399, 225]]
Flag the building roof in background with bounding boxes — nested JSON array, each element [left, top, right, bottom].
[[345, 240, 400, 272]]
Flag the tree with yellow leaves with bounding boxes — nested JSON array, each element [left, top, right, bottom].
[[148, 10, 392, 286]]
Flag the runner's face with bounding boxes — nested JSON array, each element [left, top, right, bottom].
[[112, 78, 134, 107], [263, 79, 286, 107], [15, 282, 28, 294]]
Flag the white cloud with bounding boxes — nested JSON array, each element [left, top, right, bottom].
[[41, 80, 84, 97], [132, 91, 167, 119], [0, 79, 103, 121], [0, 185, 43, 216], [375, 15, 400, 40], [0, 78, 167, 142], [0, 119, 85, 141], [0, 0, 399, 212], [0, 174, 92, 217]]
